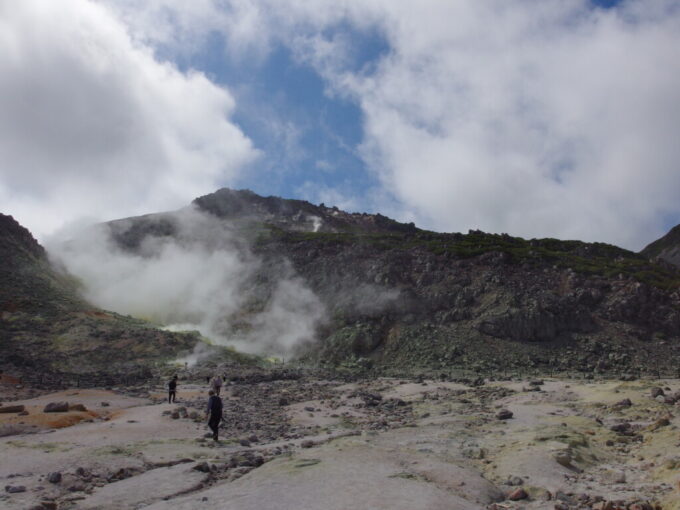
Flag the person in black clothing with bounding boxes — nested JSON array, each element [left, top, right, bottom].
[[168, 375, 178, 403], [205, 390, 223, 441]]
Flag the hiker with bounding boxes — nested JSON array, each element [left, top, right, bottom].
[[168, 375, 178, 403], [205, 389, 223, 441], [210, 374, 223, 396]]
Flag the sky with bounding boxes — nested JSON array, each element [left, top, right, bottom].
[[2, 0, 680, 250]]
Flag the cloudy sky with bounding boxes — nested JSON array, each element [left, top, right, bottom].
[[2, 0, 680, 249]]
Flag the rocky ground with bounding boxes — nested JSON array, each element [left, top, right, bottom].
[[1, 372, 679, 510]]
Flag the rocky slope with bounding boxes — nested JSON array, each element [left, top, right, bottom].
[[0, 214, 207, 382], [641, 224, 680, 268], [96, 189, 680, 375]]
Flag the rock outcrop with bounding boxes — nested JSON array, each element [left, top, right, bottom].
[[97, 189, 680, 375]]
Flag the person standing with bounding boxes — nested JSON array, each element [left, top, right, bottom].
[[168, 375, 178, 403], [205, 390, 223, 441], [210, 375, 223, 396]]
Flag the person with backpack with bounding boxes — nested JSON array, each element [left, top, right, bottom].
[[168, 375, 178, 403], [210, 374, 223, 396], [205, 389, 223, 441]]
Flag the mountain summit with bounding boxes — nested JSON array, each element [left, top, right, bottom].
[[192, 188, 417, 234]]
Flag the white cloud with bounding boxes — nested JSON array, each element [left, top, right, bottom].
[[5, 0, 680, 250], [116, 0, 680, 249], [335, 1, 680, 249], [0, 0, 258, 239]]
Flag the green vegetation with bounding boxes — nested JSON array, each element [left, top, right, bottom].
[[265, 227, 680, 289]]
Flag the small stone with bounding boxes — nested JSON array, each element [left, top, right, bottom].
[[239, 439, 251, 447], [496, 409, 513, 420], [193, 462, 211, 473], [47, 472, 62, 484], [507, 475, 523, 486], [648, 418, 670, 431], [553, 452, 573, 468], [507, 487, 528, 500], [614, 398, 632, 407], [100, 402, 110, 407], [69, 404, 87, 412], [610, 471, 626, 484], [301, 440, 315, 448], [5, 485, 27, 493], [68, 481, 86, 492]]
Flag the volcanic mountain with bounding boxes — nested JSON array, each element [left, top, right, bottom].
[[70, 188, 680, 376]]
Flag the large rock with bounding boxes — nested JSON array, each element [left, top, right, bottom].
[[44, 402, 69, 413]]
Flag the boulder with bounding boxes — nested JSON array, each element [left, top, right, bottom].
[[0, 405, 25, 413], [650, 387, 664, 398], [44, 402, 69, 413], [69, 404, 88, 412], [47, 472, 62, 484], [614, 398, 632, 407], [5, 485, 26, 493]]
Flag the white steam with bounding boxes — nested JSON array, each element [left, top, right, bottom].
[[47, 207, 325, 356]]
